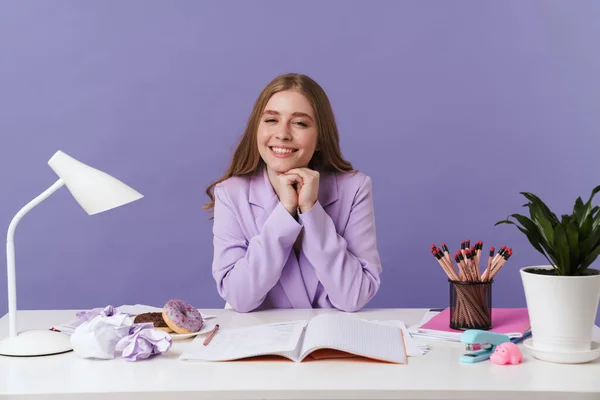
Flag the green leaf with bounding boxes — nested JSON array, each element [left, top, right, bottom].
[[579, 244, 600, 273], [528, 202, 555, 245], [574, 196, 584, 215], [494, 219, 515, 226], [573, 197, 589, 227], [580, 217, 594, 253], [520, 192, 559, 224], [587, 185, 600, 205], [514, 225, 555, 267], [565, 219, 579, 270], [581, 227, 600, 257], [553, 224, 570, 275], [593, 208, 600, 233], [538, 214, 555, 246], [510, 213, 555, 258]]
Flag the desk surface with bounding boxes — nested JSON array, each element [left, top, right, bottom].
[[1, 308, 599, 400]]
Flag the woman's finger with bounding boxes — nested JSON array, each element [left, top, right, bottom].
[[288, 168, 318, 182], [280, 173, 301, 185], [287, 168, 310, 180]]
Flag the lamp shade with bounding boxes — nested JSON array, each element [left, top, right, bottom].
[[47, 150, 143, 215]]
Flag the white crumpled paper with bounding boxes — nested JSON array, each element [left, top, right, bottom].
[[70, 313, 133, 359], [69, 308, 172, 361]]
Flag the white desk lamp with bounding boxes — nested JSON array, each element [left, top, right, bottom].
[[0, 150, 143, 356]]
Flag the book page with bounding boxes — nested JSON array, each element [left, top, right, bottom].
[[269, 327, 306, 362], [299, 314, 407, 364], [180, 320, 306, 362]]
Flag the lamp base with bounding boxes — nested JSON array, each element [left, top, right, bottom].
[[0, 329, 73, 356]]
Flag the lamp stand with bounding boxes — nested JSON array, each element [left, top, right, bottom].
[[0, 178, 73, 357]]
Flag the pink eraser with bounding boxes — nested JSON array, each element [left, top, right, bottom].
[[490, 342, 523, 365]]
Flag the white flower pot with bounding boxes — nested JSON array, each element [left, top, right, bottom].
[[520, 265, 600, 362]]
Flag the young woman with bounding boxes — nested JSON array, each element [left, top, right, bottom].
[[204, 73, 382, 312]]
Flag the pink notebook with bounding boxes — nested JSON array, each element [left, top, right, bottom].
[[418, 308, 530, 339]]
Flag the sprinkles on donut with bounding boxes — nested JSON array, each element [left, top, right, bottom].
[[162, 298, 204, 334]]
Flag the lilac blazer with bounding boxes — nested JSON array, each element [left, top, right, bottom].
[[211, 168, 382, 312]]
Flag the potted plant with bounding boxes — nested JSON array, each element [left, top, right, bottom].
[[495, 186, 600, 363]]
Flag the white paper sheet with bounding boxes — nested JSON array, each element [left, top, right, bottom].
[[370, 320, 430, 356], [180, 320, 307, 362], [406, 310, 474, 343], [298, 315, 409, 363]]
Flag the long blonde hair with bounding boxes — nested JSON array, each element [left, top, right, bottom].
[[204, 73, 354, 214]]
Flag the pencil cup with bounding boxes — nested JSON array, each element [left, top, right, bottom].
[[448, 280, 493, 330]]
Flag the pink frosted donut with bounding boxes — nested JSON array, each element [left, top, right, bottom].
[[162, 298, 204, 334]]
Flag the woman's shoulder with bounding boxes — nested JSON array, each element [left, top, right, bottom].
[[216, 175, 251, 189], [319, 170, 372, 204], [327, 169, 371, 190], [214, 175, 252, 200]]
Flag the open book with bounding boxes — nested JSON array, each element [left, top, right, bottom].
[[180, 314, 408, 364]]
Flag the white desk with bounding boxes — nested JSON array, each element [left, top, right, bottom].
[[1, 308, 599, 399]]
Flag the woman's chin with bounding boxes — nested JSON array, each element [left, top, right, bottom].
[[264, 155, 311, 174], [271, 168, 290, 175], [267, 161, 297, 174]]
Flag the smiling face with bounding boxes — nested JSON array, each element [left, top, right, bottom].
[[256, 90, 318, 175]]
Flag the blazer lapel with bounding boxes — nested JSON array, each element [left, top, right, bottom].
[[317, 171, 339, 209], [249, 169, 278, 216]]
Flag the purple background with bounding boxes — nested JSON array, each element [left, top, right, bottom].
[[1, 1, 600, 324]]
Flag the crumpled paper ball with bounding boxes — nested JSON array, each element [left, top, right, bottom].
[[72, 305, 117, 329], [70, 313, 132, 359], [115, 323, 173, 361]]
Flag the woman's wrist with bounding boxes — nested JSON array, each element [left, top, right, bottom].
[[299, 201, 316, 213], [283, 203, 298, 216]]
